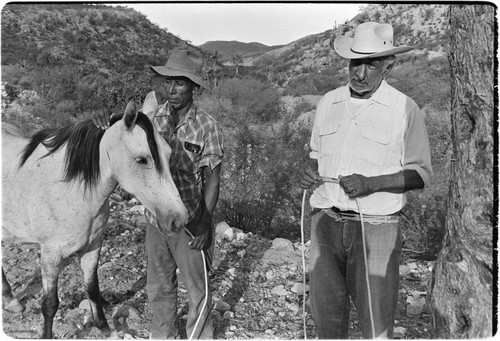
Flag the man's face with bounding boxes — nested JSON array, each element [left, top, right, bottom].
[[155, 76, 195, 111], [348, 57, 392, 99]]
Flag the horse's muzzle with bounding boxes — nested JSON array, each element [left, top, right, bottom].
[[173, 217, 187, 231], [156, 207, 188, 234]]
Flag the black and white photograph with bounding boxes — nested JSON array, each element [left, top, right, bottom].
[[1, 2, 496, 339]]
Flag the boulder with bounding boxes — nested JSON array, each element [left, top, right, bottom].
[[215, 222, 231, 236], [214, 300, 231, 313], [272, 238, 293, 251], [222, 228, 234, 241], [78, 299, 91, 311], [291, 283, 309, 295]]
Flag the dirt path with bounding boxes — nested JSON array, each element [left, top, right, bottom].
[[2, 198, 433, 339]]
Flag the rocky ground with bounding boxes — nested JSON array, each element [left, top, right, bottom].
[[2, 195, 433, 339]]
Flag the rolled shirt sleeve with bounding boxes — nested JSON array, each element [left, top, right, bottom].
[[402, 106, 433, 188], [199, 122, 224, 171]]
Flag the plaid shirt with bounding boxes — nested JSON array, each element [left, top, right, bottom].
[[144, 92, 224, 226]]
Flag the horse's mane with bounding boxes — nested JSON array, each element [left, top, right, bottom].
[[18, 112, 163, 190]]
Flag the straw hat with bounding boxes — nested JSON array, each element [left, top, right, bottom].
[[151, 48, 209, 89], [334, 22, 413, 59]]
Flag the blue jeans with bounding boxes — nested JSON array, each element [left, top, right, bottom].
[[309, 210, 403, 339], [146, 223, 213, 339]]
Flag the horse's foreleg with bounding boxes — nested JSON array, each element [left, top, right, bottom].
[[78, 238, 109, 332], [2, 269, 25, 313], [39, 251, 63, 339]]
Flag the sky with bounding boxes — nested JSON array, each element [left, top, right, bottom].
[[120, 3, 364, 46]]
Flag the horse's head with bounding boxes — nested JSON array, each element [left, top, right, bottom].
[[102, 101, 188, 233]]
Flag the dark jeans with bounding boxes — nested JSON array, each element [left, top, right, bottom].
[[309, 210, 403, 339], [146, 223, 214, 339]]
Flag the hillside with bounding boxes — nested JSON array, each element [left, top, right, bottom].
[[242, 4, 449, 92], [1, 3, 185, 74], [1, 3, 215, 128], [198, 40, 283, 61]]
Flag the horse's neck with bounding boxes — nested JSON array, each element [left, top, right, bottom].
[[97, 132, 119, 200]]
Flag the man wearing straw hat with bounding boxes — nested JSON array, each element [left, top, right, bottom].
[[92, 48, 223, 339], [298, 22, 432, 338]]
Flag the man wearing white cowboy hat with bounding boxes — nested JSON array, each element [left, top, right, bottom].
[[298, 22, 432, 338], [92, 48, 223, 339]]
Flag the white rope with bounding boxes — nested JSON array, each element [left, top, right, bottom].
[[300, 189, 308, 339], [185, 229, 209, 340], [356, 197, 376, 338], [301, 176, 376, 339]]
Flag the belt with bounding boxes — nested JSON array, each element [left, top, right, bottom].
[[325, 206, 400, 224]]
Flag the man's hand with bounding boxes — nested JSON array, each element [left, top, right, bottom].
[[185, 200, 212, 251], [188, 228, 211, 251], [91, 108, 112, 130], [339, 174, 374, 198], [298, 159, 321, 189]]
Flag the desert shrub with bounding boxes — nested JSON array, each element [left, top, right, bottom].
[[400, 105, 451, 259], [388, 55, 450, 109], [284, 71, 347, 96], [293, 98, 316, 113], [215, 77, 281, 123], [200, 86, 311, 239], [217, 119, 311, 239]]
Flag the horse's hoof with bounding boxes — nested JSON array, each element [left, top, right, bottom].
[[3, 297, 25, 313]]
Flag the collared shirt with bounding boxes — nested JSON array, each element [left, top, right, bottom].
[[309, 80, 433, 215], [143, 91, 224, 225]]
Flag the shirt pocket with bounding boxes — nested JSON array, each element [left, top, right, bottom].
[[182, 138, 204, 170], [357, 126, 391, 166], [318, 122, 341, 155]]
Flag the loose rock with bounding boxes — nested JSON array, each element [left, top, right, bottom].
[[215, 222, 231, 233], [222, 228, 234, 241], [214, 300, 231, 313], [394, 326, 406, 339], [78, 299, 91, 311], [271, 285, 289, 296], [291, 283, 309, 295], [272, 238, 293, 251], [129, 205, 144, 215]]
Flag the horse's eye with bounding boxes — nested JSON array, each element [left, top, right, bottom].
[[135, 157, 148, 165]]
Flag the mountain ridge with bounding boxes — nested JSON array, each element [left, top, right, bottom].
[[198, 40, 284, 61]]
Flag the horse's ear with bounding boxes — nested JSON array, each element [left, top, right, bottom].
[[142, 91, 158, 121], [123, 100, 138, 130]]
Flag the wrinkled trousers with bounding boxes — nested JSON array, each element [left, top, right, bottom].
[[309, 210, 403, 339], [146, 223, 213, 339]]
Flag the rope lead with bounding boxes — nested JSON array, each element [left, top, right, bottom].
[[300, 189, 376, 339]]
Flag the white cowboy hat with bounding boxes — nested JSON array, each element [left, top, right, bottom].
[[151, 48, 209, 89], [334, 22, 413, 59]]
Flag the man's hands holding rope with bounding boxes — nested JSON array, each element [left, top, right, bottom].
[[339, 174, 374, 198], [297, 159, 375, 198]]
